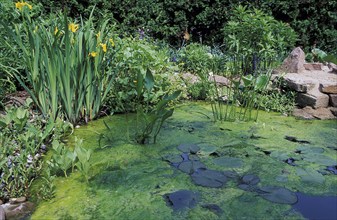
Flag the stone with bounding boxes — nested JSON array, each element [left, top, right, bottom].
[[303, 63, 322, 71], [2, 201, 34, 220], [9, 196, 26, 204], [296, 92, 329, 108], [320, 82, 337, 94], [328, 62, 337, 73], [284, 75, 315, 92], [0, 200, 2, 205], [329, 94, 337, 107], [292, 108, 315, 120], [182, 72, 200, 84], [208, 75, 230, 86], [279, 47, 306, 73], [0, 205, 5, 220], [329, 107, 337, 117]]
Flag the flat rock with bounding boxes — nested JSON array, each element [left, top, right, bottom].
[[208, 75, 230, 86], [304, 63, 322, 71], [296, 92, 329, 109], [284, 75, 315, 92], [9, 197, 26, 204], [2, 201, 35, 220], [182, 72, 200, 84], [293, 106, 337, 120], [329, 107, 337, 116], [320, 82, 337, 94]]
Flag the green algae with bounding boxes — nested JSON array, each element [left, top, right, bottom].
[[30, 102, 337, 219]]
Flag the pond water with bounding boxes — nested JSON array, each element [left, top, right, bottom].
[[30, 102, 337, 219]]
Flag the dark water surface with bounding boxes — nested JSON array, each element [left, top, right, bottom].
[[293, 193, 337, 220]]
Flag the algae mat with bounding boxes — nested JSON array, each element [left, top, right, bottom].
[[31, 102, 337, 219]]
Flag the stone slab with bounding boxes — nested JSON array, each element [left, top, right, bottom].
[[320, 82, 337, 94], [304, 63, 322, 71], [296, 92, 329, 109], [293, 107, 337, 120], [285, 75, 315, 92]]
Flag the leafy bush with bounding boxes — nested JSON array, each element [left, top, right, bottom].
[[104, 37, 183, 114], [0, 99, 55, 200], [32, 0, 337, 53], [223, 5, 296, 75], [257, 77, 296, 115]]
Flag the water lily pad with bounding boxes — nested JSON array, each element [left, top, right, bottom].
[[270, 151, 289, 161], [296, 167, 325, 184], [285, 136, 310, 144], [162, 154, 183, 164], [303, 154, 336, 166], [178, 160, 206, 174], [201, 204, 223, 216], [163, 190, 200, 211], [191, 169, 228, 188], [213, 157, 243, 168], [177, 143, 200, 154], [188, 154, 200, 161], [241, 174, 260, 185], [198, 145, 218, 157], [275, 174, 288, 183], [223, 171, 239, 179], [257, 186, 298, 204], [296, 146, 325, 154]]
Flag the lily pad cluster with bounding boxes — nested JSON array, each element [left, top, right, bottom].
[[162, 143, 299, 211]]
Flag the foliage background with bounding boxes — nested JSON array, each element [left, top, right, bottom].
[[32, 0, 337, 53]]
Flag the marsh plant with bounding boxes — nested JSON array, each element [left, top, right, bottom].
[[0, 99, 54, 200], [48, 137, 92, 182], [135, 69, 181, 144], [2, 4, 116, 124]]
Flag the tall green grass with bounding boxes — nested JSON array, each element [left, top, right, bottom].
[[2, 5, 115, 124]]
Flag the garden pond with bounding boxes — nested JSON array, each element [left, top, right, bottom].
[[30, 102, 337, 219]]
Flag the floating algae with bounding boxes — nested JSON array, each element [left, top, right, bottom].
[[30, 102, 337, 220]]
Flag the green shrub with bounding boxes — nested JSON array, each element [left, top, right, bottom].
[[223, 5, 297, 75], [104, 38, 184, 114]]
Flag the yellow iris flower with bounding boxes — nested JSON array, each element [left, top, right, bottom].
[[96, 32, 100, 39], [109, 38, 115, 47], [54, 27, 59, 35], [99, 43, 107, 53], [15, 1, 32, 11], [68, 23, 79, 33], [89, 52, 97, 57]]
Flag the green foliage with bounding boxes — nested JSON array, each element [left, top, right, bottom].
[[257, 76, 296, 115], [135, 69, 181, 144], [2, 6, 115, 124], [48, 137, 92, 181], [74, 137, 92, 182], [188, 82, 208, 100], [0, 99, 55, 200], [104, 37, 183, 114], [223, 5, 296, 75]]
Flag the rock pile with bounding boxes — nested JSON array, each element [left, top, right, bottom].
[[273, 47, 337, 120]]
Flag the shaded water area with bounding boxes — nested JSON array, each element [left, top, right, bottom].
[[30, 102, 337, 219]]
